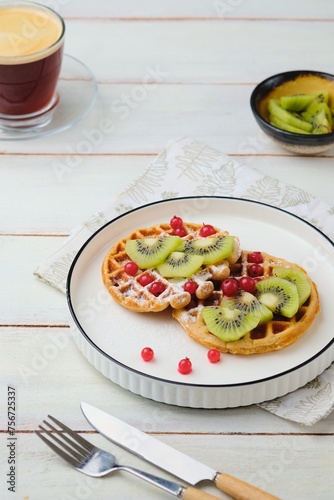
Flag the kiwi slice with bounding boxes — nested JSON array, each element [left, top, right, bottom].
[[312, 109, 330, 134], [179, 235, 234, 265], [313, 108, 331, 134], [309, 91, 329, 105], [302, 102, 332, 133], [272, 267, 311, 306], [270, 115, 311, 134], [255, 277, 299, 318], [125, 235, 182, 269], [268, 99, 313, 133], [157, 251, 204, 278], [226, 290, 274, 323], [302, 101, 332, 125], [280, 93, 317, 112], [201, 302, 260, 342]]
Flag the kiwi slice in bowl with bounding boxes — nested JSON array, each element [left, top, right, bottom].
[[280, 93, 318, 112], [269, 115, 311, 135], [272, 267, 311, 306], [268, 99, 313, 133], [180, 235, 234, 265], [201, 302, 260, 342], [157, 252, 204, 278], [302, 101, 332, 128], [255, 277, 299, 318], [125, 235, 182, 268]]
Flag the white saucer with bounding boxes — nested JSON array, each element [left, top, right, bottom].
[[0, 54, 97, 141]]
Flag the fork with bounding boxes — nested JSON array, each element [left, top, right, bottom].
[[35, 415, 221, 500]]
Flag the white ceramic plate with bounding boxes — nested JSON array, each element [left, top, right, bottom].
[[66, 197, 334, 408]]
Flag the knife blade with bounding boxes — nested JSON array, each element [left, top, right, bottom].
[[81, 402, 281, 500]]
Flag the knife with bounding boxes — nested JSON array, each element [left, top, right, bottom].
[[81, 402, 281, 500]]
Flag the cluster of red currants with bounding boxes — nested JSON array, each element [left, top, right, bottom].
[[124, 262, 167, 297], [141, 347, 221, 374], [221, 252, 264, 296], [170, 215, 216, 238]]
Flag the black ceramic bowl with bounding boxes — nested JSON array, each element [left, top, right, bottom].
[[250, 70, 334, 154]]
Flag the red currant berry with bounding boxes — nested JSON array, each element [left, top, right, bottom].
[[178, 357, 192, 374], [248, 252, 264, 264], [170, 216, 184, 229], [221, 277, 239, 296], [207, 349, 221, 363], [239, 276, 256, 294], [124, 261, 139, 276], [199, 224, 216, 237], [138, 273, 154, 286], [149, 281, 166, 296], [248, 263, 264, 278], [141, 347, 154, 362], [173, 226, 187, 237], [183, 281, 199, 294]]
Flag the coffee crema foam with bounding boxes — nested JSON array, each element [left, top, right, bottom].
[[0, 5, 64, 63]]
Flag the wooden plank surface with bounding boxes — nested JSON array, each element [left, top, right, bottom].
[[1, 2, 334, 499], [2, 432, 333, 500], [62, 19, 334, 83], [1, 155, 334, 236], [49, 0, 334, 20]]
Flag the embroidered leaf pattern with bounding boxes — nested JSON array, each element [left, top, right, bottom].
[[175, 140, 223, 181], [280, 185, 312, 208], [305, 377, 321, 390], [38, 250, 78, 291], [162, 191, 179, 199], [258, 399, 282, 413], [84, 212, 107, 232], [246, 176, 281, 204], [195, 161, 236, 196], [120, 151, 168, 204], [284, 383, 333, 423], [115, 202, 134, 214]]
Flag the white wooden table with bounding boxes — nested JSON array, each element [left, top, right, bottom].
[[1, 1, 334, 499]]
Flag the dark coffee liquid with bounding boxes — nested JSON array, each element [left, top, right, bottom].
[[0, 45, 64, 116]]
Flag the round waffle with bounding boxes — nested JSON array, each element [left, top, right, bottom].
[[172, 251, 320, 355], [102, 222, 241, 313]]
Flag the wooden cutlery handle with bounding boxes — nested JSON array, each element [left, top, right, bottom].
[[182, 486, 223, 499], [215, 473, 281, 500]]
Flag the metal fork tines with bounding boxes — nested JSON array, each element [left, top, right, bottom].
[[35, 415, 220, 500], [36, 415, 104, 475]]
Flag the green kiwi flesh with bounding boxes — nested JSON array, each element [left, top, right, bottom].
[[267, 91, 333, 134], [302, 102, 332, 127], [157, 252, 204, 278], [280, 93, 317, 112], [268, 99, 313, 132], [269, 115, 311, 134], [255, 277, 299, 318], [226, 290, 274, 323], [272, 267, 311, 306], [311, 108, 331, 134], [201, 303, 260, 341], [125, 235, 182, 268], [309, 91, 329, 105], [179, 235, 234, 265]]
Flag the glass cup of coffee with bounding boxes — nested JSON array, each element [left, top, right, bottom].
[[0, 1, 65, 130]]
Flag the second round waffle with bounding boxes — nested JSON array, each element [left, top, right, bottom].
[[173, 250, 320, 355]]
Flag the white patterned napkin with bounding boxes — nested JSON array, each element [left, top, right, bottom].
[[34, 137, 334, 426]]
